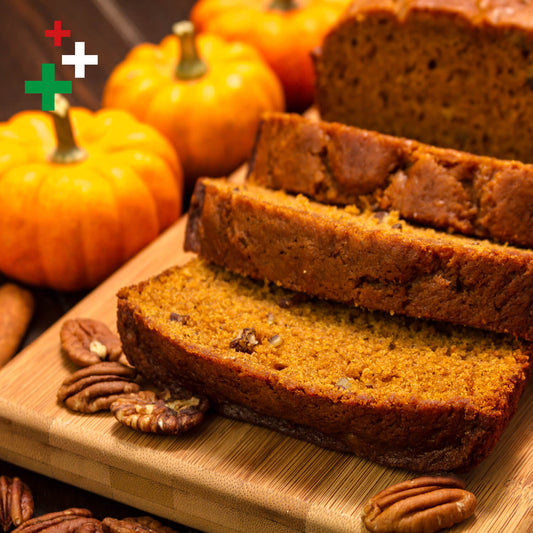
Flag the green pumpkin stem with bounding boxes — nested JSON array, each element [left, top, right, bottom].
[[268, 0, 298, 11], [49, 95, 87, 164], [173, 21, 208, 80]]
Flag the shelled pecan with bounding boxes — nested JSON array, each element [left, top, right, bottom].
[[229, 328, 259, 354], [0, 476, 33, 532], [60, 318, 124, 367], [102, 516, 177, 533], [124, 517, 177, 533], [11, 508, 102, 533], [110, 390, 209, 435], [361, 475, 477, 533], [57, 362, 140, 413]]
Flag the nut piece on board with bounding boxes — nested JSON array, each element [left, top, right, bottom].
[[111, 390, 209, 435], [11, 508, 102, 533], [0, 476, 33, 532], [0, 284, 34, 368], [60, 318, 123, 367], [102, 516, 178, 533], [361, 475, 477, 533], [57, 362, 140, 413]]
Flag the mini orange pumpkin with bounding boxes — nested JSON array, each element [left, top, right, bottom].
[[190, 0, 351, 112], [0, 96, 183, 291], [102, 21, 284, 196]]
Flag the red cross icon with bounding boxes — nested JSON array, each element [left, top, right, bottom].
[[45, 20, 71, 47]]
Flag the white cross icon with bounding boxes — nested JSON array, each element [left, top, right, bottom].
[[62, 41, 98, 78]]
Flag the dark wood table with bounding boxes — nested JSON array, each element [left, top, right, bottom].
[[1, 1, 203, 530]]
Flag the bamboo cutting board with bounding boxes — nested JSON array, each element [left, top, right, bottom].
[[0, 208, 532, 532]]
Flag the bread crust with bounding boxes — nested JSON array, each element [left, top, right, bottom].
[[185, 178, 533, 341], [249, 112, 533, 248]]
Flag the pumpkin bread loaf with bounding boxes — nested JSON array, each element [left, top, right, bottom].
[[185, 178, 533, 341], [249, 112, 533, 248], [314, 0, 533, 163], [117, 258, 532, 472]]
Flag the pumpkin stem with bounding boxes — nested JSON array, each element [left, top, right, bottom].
[[49, 95, 87, 164], [268, 0, 299, 11], [173, 21, 208, 80]]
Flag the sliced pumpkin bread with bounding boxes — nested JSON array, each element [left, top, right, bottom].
[[117, 258, 532, 472], [248, 112, 533, 248], [185, 178, 533, 341]]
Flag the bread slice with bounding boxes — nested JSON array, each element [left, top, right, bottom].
[[185, 178, 533, 341], [313, 0, 533, 164], [249, 112, 533, 248], [117, 258, 532, 472]]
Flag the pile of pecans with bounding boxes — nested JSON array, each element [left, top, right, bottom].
[[57, 318, 208, 436], [0, 475, 180, 533]]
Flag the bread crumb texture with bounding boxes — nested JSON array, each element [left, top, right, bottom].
[[125, 259, 528, 411], [316, 0, 533, 162]]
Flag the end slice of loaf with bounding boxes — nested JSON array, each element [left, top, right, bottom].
[[314, 0, 533, 163], [185, 178, 533, 341], [117, 258, 531, 472], [248, 112, 533, 248]]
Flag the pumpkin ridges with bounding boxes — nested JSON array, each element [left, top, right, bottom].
[[143, 82, 250, 179], [6, 113, 56, 160], [0, 164, 48, 286], [224, 60, 285, 111], [84, 160, 159, 264], [75, 168, 124, 288], [124, 42, 167, 64], [87, 108, 182, 177], [36, 166, 94, 290], [106, 150, 182, 231], [68, 108, 104, 145], [0, 143, 31, 174], [191, 0, 264, 25], [102, 65, 171, 121]]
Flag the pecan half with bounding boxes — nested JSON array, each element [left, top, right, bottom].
[[57, 362, 140, 413], [124, 517, 177, 533], [0, 476, 33, 532], [102, 516, 177, 533], [60, 318, 123, 367], [229, 328, 259, 353], [361, 476, 477, 533], [110, 390, 209, 435], [168, 313, 189, 325], [12, 508, 102, 533]]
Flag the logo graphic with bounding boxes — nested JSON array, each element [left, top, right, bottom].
[[45, 20, 71, 46], [25, 21, 98, 111], [24, 64, 72, 111], [62, 41, 98, 78]]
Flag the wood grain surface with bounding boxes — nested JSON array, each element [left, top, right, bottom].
[[0, 203, 531, 532]]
